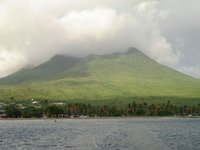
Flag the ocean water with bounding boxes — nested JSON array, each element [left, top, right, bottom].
[[0, 118, 199, 150]]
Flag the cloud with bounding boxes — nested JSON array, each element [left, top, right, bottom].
[[0, 49, 27, 77], [0, 0, 199, 78], [179, 64, 200, 78]]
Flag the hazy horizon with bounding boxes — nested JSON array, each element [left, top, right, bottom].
[[0, 0, 199, 78]]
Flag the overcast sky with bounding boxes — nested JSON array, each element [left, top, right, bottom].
[[0, 0, 199, 78]]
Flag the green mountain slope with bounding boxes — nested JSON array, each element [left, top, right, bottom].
[[0, 55, 80, 84], [0, 48, 200, 105]]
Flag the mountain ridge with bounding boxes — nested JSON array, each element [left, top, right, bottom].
[[0, 55, 81, 84], [0, 47, 200, 104]]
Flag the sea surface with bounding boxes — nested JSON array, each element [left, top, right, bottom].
[[0, 118, 199, 150]]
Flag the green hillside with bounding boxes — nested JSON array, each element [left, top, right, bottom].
[[0, 48, 200, 105], [0, 55, 80, 84]]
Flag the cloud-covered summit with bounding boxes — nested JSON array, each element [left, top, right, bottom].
[[0, 0, 199, 78]]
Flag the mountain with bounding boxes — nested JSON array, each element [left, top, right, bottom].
[[0, 55, 80, 84], [0, 47, 200, 105]]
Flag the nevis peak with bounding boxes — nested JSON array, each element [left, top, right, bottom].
[[0, 47, 200, 104]]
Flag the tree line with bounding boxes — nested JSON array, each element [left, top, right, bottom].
[[2, 101, 200, 118]]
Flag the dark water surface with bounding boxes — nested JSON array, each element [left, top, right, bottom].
[[0, 118, 199, 150]]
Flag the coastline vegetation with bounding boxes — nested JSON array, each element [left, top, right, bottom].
[[1, 100, 200, 118]]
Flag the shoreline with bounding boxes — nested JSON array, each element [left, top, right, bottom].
[[0, 116, 200, 121]]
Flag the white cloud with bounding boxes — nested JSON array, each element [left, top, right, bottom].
[[60, 7, 117, 41], [0, 49, 27, 77], [133, 1, 180, 66], [179, 64, 200, 78], [0, 0, 199, 78], [135, 1, 158, 14]]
